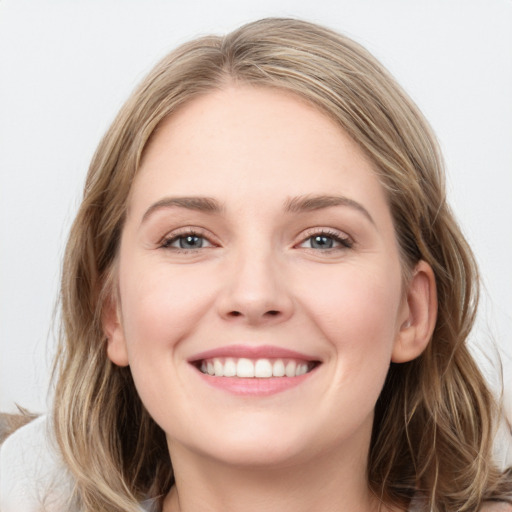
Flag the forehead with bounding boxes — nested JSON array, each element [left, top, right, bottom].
[[130, 85, 390, 221]]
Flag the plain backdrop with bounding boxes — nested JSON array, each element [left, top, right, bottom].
[[1, 0, 511, 413]]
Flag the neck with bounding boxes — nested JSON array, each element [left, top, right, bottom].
[[162, 440, 387, 512]]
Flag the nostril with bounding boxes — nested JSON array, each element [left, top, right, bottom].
[[227, 310, 280, 318]]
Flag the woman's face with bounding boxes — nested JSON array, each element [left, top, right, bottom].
[[106, 86, 419, 468]]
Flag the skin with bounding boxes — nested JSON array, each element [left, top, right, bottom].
[[104, 85, 437, 512]]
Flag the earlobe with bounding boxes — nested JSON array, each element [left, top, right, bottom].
[[103, 295, 130, 367], [391, 260, 438, 363]]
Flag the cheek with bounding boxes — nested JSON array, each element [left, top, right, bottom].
[[118, 260, 219, 356], [297, 261, 403, 371], [116, 261, 220, 423], [303, 259, 401, 326]]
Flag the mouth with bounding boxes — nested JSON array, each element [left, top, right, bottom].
[[194, 357, 319, 378], [188, 345, 321, 396]]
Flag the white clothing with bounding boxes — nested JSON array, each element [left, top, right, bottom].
[[0, 415, 154, 512]]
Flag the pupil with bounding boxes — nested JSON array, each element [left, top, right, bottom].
[[180, 235, 202, 249], [311, 235, 333, 249]]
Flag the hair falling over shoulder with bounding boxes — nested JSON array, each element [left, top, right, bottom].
[[51, 17, 512, 512]]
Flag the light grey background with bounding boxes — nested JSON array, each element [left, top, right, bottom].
[[1, 0, 511, 413]]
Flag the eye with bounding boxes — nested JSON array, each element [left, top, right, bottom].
[[161, 230, 215, 251], [298, 230, 353, 250]]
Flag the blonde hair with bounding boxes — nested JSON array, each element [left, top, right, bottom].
[[53, 18, 512, 511]]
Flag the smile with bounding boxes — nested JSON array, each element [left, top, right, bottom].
[[198, 357, 316, 378], [189, 345, 321, 395]]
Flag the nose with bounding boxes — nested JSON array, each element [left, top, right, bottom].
[[216, 247, 294, 326]]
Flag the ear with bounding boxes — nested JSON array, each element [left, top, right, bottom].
[[392, 260, 438, 363], [102, 294, 130, 367]]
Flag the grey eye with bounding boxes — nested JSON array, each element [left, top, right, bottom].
[[162, 232, 213, 250], [298, 232, 353, 250], [179, 235, 205, 249], [309, 235, 335, 249]]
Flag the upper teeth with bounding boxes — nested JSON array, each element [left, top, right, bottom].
[[199, 358, 311, 378]]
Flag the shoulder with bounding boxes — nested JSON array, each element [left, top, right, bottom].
[[409, 498, 512, 512], [0, 414, 75, 512], [1, 415, 153, 512], [481, 503, 512, 512]]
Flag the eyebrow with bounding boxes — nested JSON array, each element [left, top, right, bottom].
[[141, 194, 375, 225], [142, 196, 223, 223], [284, 194, 375, 225]]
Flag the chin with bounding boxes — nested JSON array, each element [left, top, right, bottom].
[[172, 414, 333, 470], [198, 438, 310, 469]]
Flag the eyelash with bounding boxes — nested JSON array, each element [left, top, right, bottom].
[[159, 228, 354, 253], [160, 228, 216, 253], [297, 229, 354, 251]]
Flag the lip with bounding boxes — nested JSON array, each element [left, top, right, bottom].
[[188, 344, 321, 397], [194, 371, 318, 396], [188, 344, 320, 363]]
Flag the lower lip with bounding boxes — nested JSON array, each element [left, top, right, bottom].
[[193, 367, 318, 396]]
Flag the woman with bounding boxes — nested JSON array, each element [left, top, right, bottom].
[[1, 17, 511, 512]]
